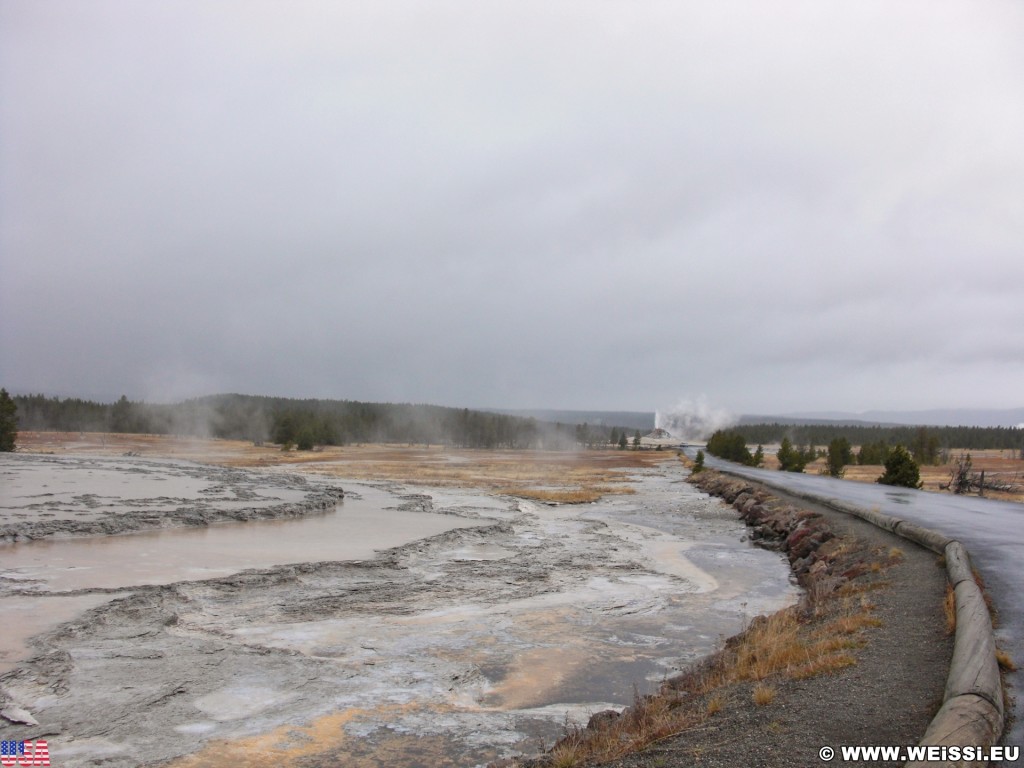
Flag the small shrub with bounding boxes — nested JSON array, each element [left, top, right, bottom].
[[692, 449, 705, 473], [548, 738, 583, 768], [705, 694, 724, 716], [947, 453, 974, 494], [823, 437, 851, 478], [777, 438, 810, 473], [876, 445, 922, 488], [752, 444, 765, 467], [752, 683, 775, 706]]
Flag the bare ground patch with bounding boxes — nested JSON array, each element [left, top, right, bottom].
[[15, 432, 672, 504]]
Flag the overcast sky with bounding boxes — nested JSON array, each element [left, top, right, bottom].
[[1, 1, 1022, 417]]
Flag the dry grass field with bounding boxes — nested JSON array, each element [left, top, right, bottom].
[[17, 432, 1022, 504], [15, 432, 677, 504], [759, 445, 1024, 504]]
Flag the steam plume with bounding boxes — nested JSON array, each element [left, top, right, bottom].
[[655, 397, 736, 442]]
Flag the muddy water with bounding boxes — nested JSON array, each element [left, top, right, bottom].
[[0, 486, 483, 592], [0, 458, 798, 768], [0, 594, 114, 674], [0, 485, 484, 676], [0, 454, 312, 525]]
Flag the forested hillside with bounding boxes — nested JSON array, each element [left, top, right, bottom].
[[14, 394, 1021, 454], [11, 393, 631, 450]]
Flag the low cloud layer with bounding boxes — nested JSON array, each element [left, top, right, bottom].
[[2, 2, 1022, 414]]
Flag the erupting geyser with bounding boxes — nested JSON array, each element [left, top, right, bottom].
[[655, 397, 735, 442]]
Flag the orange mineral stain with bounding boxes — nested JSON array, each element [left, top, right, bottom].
[[165, 703, 505, 768], [166, 708, 368, 768]]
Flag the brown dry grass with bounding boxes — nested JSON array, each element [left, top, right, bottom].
[[496, 486, 634, 504], [705, 693, 725, 716], [544, 687, 705, 768], [16, 432, 673, 504], [942, 567, 1001, 638], [944, 584, 957, 635], [996, 648, 1016, 672], [838, 450, 1024, 504], [752, 682, 776, 706], [722, 599, 876, 683], [972, 567, 999, 626]]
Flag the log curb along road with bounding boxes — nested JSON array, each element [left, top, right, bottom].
[[706, 465, 1005, 767]]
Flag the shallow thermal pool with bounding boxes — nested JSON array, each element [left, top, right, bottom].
[[0, 456, 798, 768], [0, 484, 483, 592]]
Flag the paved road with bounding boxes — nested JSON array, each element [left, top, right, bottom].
[[693, 451, 1023, 748]]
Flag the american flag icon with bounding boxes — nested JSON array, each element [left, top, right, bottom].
[[0, 740, 50, 766]]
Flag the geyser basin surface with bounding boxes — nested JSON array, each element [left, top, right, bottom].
[[0, 453, 312, 525], [0, 457, 797, 768]]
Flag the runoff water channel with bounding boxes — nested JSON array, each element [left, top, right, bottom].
[[0, 454, 797, 767]]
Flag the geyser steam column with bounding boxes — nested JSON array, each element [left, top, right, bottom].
[[655, 397, 736, 443]]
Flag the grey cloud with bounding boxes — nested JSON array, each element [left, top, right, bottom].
[[2, 1, 1022, 414]]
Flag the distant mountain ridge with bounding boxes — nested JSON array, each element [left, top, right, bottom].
[[747, 408, 1024, 429], [489, 407, 1024, 431], [486, 408, 656, 431]]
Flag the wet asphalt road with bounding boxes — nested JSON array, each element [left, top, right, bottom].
[[692, 451, 1023, 748]]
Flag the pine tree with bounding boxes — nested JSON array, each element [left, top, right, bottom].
[[911, 427, 941, 465], [110, 395, 133, 433], [0, 389, 17, 451], [824, 437, 852, 478], [752, 445, 765, 467], [692, 449, 705, 473], [777, 437, 808, 472], [877, 445, 922, 488]]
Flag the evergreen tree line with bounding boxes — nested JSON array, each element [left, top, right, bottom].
[[10, 393, 639, 451], [706, 429, 762, 466], [704, 428, 1015, 475], [704, 428, 925, 488], [737, 422, 1022, 454], [706, 426, 951, 468]]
